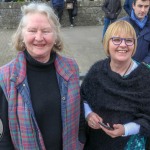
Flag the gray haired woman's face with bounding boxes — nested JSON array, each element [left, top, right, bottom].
[[22, 12, 56, 63]]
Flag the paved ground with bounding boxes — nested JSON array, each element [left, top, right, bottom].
[[0, 25, 106, 74]]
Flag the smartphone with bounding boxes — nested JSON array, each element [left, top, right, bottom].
[[99, 122, 114, 130]]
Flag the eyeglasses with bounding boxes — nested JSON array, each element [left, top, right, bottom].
[[110, 37, 135, 46]]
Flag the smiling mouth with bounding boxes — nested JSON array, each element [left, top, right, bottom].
[[117, 50, 128, 53], [34, 44, 45, 47]]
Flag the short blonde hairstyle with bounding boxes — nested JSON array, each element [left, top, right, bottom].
[[103, 20, 137, 56], [12, 2, 63, 52]]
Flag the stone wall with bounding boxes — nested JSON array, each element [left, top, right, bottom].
[[0, 0, 126, 28]]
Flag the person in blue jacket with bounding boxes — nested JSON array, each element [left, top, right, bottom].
[[121, 0, 150, 64], [51, 0, 64, 23], [124, 0, 133, 16], [124, 0, 150, 18]]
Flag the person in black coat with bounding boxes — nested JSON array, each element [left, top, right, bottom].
[[66, 0, 77, 27], [102, 0, 122, 38]]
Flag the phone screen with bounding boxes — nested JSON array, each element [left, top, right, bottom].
[[99, 122, 114, 130]]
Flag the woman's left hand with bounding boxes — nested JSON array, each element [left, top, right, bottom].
[[101, 124, 125, 138]]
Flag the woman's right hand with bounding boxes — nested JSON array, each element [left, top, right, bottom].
[[100, 124, 125, 138], [86, 112, 103, 129]]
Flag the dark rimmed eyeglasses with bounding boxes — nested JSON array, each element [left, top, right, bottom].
[[110, 37, 135, 46]]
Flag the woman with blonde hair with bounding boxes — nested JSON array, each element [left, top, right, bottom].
[[80, 20, 150, 150]]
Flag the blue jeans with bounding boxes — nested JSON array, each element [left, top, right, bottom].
[[102, 17, 116, 39]]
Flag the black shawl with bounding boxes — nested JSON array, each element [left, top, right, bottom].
[[81, 58, 150, 149]]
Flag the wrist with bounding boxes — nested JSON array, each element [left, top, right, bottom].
[[121, 125, 126, 137]]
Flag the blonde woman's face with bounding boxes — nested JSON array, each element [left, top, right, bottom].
[[108, 33, 135, 64], [22, 13, 56, 63]]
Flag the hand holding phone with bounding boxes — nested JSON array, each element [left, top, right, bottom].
[[99, 122, 114, 130]]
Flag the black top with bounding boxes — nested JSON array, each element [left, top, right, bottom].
[[25, 50, 62, 150], [0, 87, 14, 150]]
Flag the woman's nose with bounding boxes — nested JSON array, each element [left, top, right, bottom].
[[35, 31, 43, 41], [120, 39, 126, 46]]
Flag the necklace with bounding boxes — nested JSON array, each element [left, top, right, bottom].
[[123, 61, 133, 76]]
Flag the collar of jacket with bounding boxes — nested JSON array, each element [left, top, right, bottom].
[[131, 10, 148, 29], [10, 51, 74, 85]]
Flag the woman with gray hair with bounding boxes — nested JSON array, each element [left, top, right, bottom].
[[0, 2, 83, 150]]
